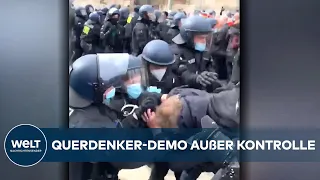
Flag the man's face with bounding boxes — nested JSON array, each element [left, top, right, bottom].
[[193, 34, 208, 44]]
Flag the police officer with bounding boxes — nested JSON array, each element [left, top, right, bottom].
[[124, 5, 141, 53], [140, 40, 180, 94], [166, 12, 186, 44], [99, 7, 109, 22], [69, 53, 146, 180], [171, 15, 221, 92], [85, 4, 94, 15], [80, 12, 103, 54], [71, 7, 88, 62], [150, 10, 162, 40], [100, 8, 125, 53], [131, 5, 157, 56], [119, 7, 130, 26], [158, 11, 176, 41]]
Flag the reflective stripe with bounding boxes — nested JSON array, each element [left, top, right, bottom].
[[127, 16, 132, 23]]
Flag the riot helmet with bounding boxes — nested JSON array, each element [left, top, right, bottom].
[[75, 7, 88, 19], [69, 53, 147, 108], [119, 7, 130, 20], [173, 16, 213, 52], [101, 7, 109, 14], [138, 5, 156, 22], [141, 40, 174, 82], [107, 7, 120, 24], [207, 18, 218, 28], [171, 12, 186, 28], [134, 5, 141, 13], [168, 11, 177, 20], [88, 12, 101, 24], [85, 4, 94, 15]]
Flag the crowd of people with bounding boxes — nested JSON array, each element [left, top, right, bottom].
[[69, 2, 240, 180]]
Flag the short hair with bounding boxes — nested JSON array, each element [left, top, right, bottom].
[[155, 95, 182, 128]]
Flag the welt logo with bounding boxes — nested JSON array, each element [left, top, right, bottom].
[[10, 140, 42, 152]]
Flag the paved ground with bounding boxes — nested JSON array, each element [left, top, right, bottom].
[[119, 165, 214, 180]]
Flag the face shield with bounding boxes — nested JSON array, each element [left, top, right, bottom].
[[158, 14, 166, 23], [193, 32, 213, 52], [112, 14, 119, 19], [97, 54, 147, 101], [147, 12, 156, 22]]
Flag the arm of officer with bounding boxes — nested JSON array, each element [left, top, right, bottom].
[[92, 26, 101, 38], [136, 25, 149, 51], [131, 26, 139, 56], [178, 65, 201, 89]]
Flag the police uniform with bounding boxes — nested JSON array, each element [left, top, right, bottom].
[[140, 40, 181, 93], [131, 5, 157, 56], [69, 53, 147, 180], [170, 16, 221, 92], [100, 8, 125, 53], [119, 7, 130, 26], [124, 6, 140, 53], [80, 12, 103, 54], [71, 7, 87, 62], [166, 12, 186, 44]]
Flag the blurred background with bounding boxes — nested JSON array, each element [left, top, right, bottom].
[[73, 0, 239, 14]]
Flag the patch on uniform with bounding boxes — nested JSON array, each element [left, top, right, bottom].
[[188, 58, 195, 64], [82, 26, 90, 35], [127, 16, 132, 23], [69, 108, 74, 116], [203, 57, 210, 61]]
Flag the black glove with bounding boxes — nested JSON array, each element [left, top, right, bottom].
[[137, 92, 162, 115], [196, 71, 218, 87]]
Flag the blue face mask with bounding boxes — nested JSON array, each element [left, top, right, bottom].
[[147, 86, 162, 93], [126, 83, 143, 99], [194, 43, 206, 51], [104, 88, 116, 104]]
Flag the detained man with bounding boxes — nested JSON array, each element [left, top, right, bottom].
[[141, 85, 240, 179]]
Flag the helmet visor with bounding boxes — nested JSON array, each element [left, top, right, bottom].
[[97, 53, 147, 91], [147, 13, 156, 21]]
